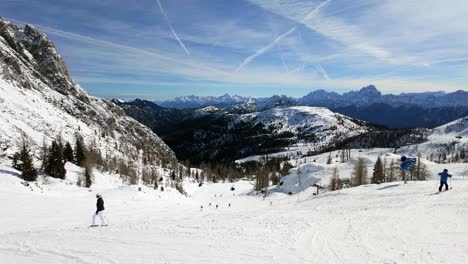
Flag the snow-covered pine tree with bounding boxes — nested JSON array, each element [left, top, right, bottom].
[[371, 156, 384, 184], [12, 151, 22, 171]]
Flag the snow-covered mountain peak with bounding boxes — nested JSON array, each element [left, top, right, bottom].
[[0, 19, 81, 96], [358, 85, 381, 97], [238, 106, 369, 145], [0, 18, 177, 174], [159, 93, 249, 109]]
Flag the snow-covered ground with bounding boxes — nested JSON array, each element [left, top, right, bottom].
[[238, 116, 468, 194], [1, 160, 468, 264]]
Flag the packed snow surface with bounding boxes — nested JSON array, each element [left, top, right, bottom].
[[1, 161, 467, 264]]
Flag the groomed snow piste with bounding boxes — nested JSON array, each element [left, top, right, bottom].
[[1, 160, 467, 264]]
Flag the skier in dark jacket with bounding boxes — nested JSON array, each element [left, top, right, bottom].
[[438, 169, 452, 192], [91, 193, 106, 226]]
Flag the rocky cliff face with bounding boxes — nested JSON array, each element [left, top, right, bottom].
[[0, 18, 177, 170]]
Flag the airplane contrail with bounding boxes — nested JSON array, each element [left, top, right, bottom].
[[156, 0, 191, 56], [236, 27, 297, 72], [303, 0, 331, 21], [315, 63, 330, 80], [289, 63, 306, 74], [235, 0, 331, 72], [3, 17, 229, 76]]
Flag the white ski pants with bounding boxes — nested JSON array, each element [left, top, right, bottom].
[[92, 211, 106, 225]]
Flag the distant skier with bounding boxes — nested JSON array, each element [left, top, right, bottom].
[[91, 194, 106, 227], [438, 169, 452, 192]]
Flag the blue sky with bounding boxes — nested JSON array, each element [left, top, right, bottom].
[[3, 0, 468, 99]]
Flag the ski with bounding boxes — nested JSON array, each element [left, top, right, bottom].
[[88, 224, 108, 228], [429, 189, 452, 196]]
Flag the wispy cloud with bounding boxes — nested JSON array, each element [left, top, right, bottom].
[[4, 0, 468, 98], [155, 0, 191, 56]]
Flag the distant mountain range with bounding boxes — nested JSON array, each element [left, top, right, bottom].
[[156, 85, 468, 128], [158, 94, 248, 109], [298, 85, 468, 109]]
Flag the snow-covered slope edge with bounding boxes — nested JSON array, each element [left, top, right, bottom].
[[0, 18, 177, 181]]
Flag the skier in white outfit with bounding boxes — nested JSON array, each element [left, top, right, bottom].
[[91, 193, 106, 227]]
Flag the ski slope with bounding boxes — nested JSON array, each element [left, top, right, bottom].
[[1, 163, 468, 263]]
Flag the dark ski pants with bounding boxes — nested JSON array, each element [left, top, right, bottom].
[[439, 181, 448, 192]]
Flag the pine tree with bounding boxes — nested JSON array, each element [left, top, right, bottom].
[[413, 152, 429, 181], [13, 143, 38, 181], [20, 144, 37, 181], [329, 167, 341, 191], [387, 160, 396, 182], [371, 156, 384, 184], [45, 140, 67, 179], [351, 157, 367, 186], [127, 161, 138, 185], [84, 164, 93, 188], [12, 152, 22, 171], [383, 157, 387, 181], [200, 171, 205, 182], [326, 154, 332, 164], [75, 138, 86, 166], [63, 142, 74, 162], [39, 138, 48, 171]]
